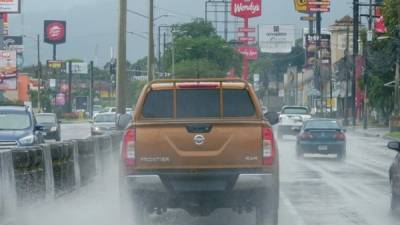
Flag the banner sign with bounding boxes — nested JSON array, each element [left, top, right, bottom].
[[0, 50, 17, 90], [259, 25, 296, 53], [0, 0, 20, 13], [237, 46, 258, 60], [44, 20, 66, 44], [231, 0, 262, 19], [305, 34, 331, 67]]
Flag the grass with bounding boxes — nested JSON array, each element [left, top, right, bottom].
[[385, 132, 400, 139]]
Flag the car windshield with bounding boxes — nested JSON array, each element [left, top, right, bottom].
[[304, 120, 341, 130], [94, 114, 115, 123], [0, 111, 31, 130], [282, 107, 309, 114], [36, 115, 56, 124]]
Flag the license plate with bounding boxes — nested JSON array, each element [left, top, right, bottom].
[[318, 145, 328, 151]]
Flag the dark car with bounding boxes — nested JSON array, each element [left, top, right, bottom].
[[296, 119, 346, 160], [387, 141, 400, 212], [0, 106, 44, 150], [91, 113, 117, 136], [36, 113, 61, 141]]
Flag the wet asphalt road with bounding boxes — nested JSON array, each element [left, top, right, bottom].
[[14, 126, 400, 225]]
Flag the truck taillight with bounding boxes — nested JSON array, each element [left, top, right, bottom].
[[262, 127, 276, 165], [300, 132, 313, 140], [122, 128, 136, 167]]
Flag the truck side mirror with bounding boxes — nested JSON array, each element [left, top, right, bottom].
[[264, 112, 279, 126]]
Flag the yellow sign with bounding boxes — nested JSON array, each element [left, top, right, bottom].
[[294, 0, 308, 13]]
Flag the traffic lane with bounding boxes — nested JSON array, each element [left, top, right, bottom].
[[13, 129, 400, 225], [60, 122, 91, 140], [276, 131, 400, 225]]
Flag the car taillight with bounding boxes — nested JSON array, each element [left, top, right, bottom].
[[299, 132, 313, 140], [262, 127, 276, 165], [122, 128, 136, 167], [334, 132, 346, 140]]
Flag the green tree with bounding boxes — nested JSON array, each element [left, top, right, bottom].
[[163, 19, 242, 78]]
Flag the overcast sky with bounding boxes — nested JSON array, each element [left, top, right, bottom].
[[9, 0, 354, 67]]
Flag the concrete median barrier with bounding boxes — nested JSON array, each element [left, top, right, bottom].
[[0, 131, 123, 220], [0, 150, 17, 224]]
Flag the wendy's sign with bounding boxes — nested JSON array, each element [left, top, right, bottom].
[[231, 0, 262, 19]]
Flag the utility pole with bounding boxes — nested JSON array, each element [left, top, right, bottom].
[[363, 0, 373, 130], [147, 0, 155, 81], [117, 0, 127, 114], [395, 16, 400, 116], [37, 35, 42, 112], [316, 0, 322, 114], [344, 25, 350, 126], [353, 0, 359, 126], [0, 13, 4, 50], [68, 61, 72, 113], [89, 61, 94, 118]]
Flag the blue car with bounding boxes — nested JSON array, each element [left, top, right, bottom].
[[0, 106, 44, 150], [296, 119, 346, 160]]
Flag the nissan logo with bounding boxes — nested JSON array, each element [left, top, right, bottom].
[[193, 135, 206, 146]]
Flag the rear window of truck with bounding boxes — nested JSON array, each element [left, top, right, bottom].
[[142, 89, 255, 118]]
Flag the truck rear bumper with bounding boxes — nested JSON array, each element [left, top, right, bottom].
[[124, 173, 275, 193]]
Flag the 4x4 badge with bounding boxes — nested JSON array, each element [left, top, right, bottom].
[[193, 135, 205, 146]]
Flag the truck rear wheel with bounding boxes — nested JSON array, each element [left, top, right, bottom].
[[391, 193, 400, 212], [255, 191, 278, 225]]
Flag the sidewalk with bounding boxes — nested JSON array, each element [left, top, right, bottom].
[[349, 126, 394, 140]]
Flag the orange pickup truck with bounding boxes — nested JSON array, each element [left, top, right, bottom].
[[118, 79, 279, 225]]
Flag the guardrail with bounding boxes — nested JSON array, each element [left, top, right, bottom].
[[0, 131, 124, 223]]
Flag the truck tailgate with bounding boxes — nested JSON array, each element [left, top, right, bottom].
[[135, 121, 263, 169]]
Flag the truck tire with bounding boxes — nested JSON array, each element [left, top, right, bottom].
[[256, 191, 278, 225], [391, 193, 400, 212]]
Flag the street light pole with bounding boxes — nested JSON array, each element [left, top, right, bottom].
[[117, 0, 127, 114], [147, 0, 155, 82]]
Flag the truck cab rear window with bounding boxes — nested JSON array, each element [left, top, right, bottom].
[[142, 89, 255, 118], [142, 90, 173, 118]]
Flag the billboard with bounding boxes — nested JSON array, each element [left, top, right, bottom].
[[0, 50, 17, 90], [4, 36, 23, 53], [305, 34, 331, 67], [47, 60, 65, 70], [259, 25, 296, 53], [0, 0, 20, 13], [294, 0, 308, 13], [231, 0, 261, 18], [44, 20, 66, 44], [66, 62, 88, 74]]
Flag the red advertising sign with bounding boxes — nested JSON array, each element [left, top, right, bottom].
[[375, 7, 387, 34], [44, 20, 67, 44], [56, 93, 66, 106], [238, 27, 256, 33], [231, 0, 262, 18], [237, 46, 258, 60], [239, 36, 256, 42], [307, 0, 330, 13]]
